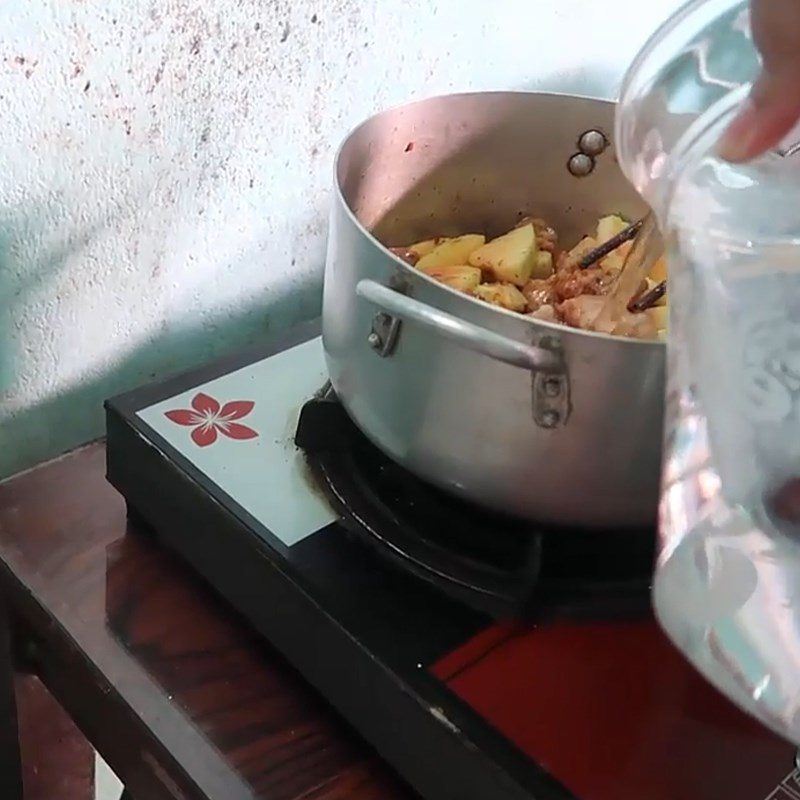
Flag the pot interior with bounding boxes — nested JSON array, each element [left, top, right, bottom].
[[336, 92, 647, 250]]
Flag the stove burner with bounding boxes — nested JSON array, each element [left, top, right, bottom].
[[295, 387, 655, 618]]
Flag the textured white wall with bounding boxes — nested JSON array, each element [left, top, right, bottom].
[[0, 0, 683, 478]]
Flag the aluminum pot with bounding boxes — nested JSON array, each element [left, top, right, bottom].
[[323, 92, 664, 529]]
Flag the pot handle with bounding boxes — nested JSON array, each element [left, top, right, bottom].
[[356, 279, 561, 372]]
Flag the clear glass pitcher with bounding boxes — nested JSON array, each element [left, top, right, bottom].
[[617, 0, 800, 743]]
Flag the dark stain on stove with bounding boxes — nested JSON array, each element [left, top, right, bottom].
[[297, 452, 336, 512], [280, 21, 291, 43], [189, 35, 202, 56], [404, 142, 414, 153], [311, 13, 319, 23]]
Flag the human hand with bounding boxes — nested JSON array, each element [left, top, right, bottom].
[[718, 0, 800, 162]]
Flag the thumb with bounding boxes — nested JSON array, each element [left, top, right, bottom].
[[718, 68, 800, 163]]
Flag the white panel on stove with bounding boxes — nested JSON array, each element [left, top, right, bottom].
[[137, 337, 336, 546]]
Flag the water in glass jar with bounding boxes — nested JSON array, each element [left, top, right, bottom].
[[654, 147, 800, 744]]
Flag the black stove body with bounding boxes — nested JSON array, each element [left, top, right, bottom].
[[105, 321, 797, 800]]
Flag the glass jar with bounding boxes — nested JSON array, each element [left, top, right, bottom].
[[617, 0, 800, 744]]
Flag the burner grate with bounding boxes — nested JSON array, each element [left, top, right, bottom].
[[295, 390, 654, 619]]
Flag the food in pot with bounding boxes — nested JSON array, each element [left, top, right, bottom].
[[389, 215, 668, 341], [416, 234, 485, 271], [468, 224, 539, 285], [421, 265, 482, 293], [473, 282, 527, 312]]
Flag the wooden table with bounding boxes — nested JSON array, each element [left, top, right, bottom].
[[0, 442, 407, 800]]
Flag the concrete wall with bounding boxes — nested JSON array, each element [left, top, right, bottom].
[[0, 0, 683, 478]]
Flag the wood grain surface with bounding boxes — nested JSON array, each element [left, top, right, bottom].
[[0, 442, 409, 800]]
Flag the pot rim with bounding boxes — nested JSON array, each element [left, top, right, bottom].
[[333, 89, 665, 351]]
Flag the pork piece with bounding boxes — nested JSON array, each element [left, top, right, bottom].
[[551, 265, 609, 302], [523, 257, 610, 312], [557, 295, 606, 329], [528, 304, 558, 323], [515, 216, 558, 253], [522, 278, 556, 312], [609, 310, 658, 340], [557, 295, 657, 338]]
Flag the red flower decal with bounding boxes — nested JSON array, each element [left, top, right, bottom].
[[164, 392, 258, 447]]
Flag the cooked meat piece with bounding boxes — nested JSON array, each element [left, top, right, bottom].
[[558, 295, 657, 339], [515, 216, 558, 253], [522, 278, 556, 311], [609, 310, 658, 340], [552, 265, 608, 301], [528, 304, 558, 323], [532, 218, 558, 253], [557, 295, 606, 329]]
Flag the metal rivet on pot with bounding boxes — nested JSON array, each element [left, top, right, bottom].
[[368, 332, 383, 350], [543, 377, 561, 398], [567, 153, 594, 177], [578, 129, 607, 156], [540, 409, 560, 428]]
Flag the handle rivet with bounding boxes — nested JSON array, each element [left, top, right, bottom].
[[578, 129, 607, 156], [567, 152, 594, 177], [368, 332, 383, 350], [544, 377, 561, 397], [541, 409, 560, 427]]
